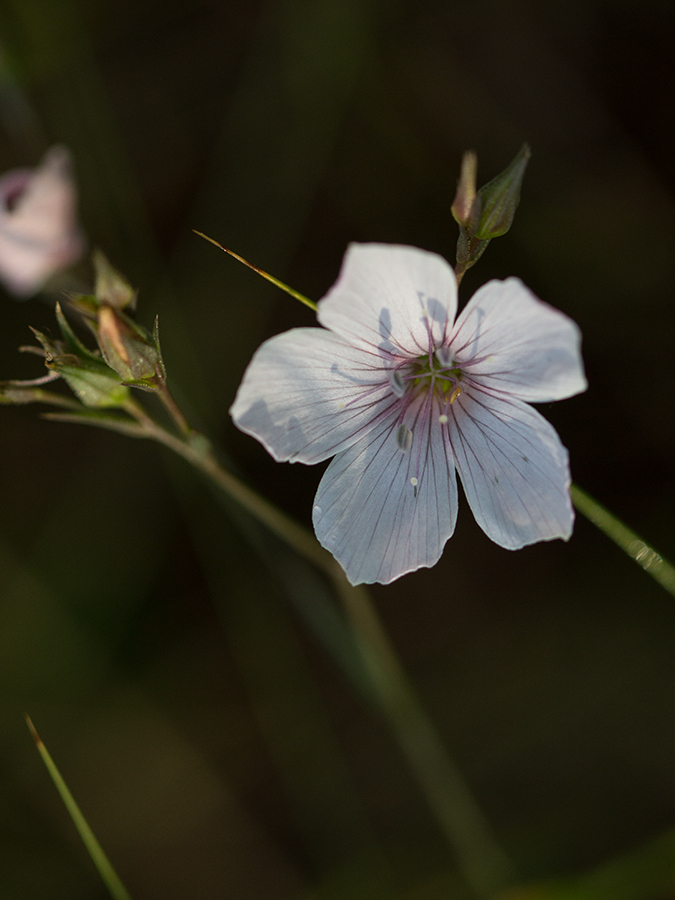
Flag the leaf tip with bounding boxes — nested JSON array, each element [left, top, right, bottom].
[[24, 714, 43, 747]]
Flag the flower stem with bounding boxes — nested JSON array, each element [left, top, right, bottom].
[[156, 381, 194, 439], [338, 581, 514, 896], [571, 483, 675, 597], [123, 401, 513, 897]]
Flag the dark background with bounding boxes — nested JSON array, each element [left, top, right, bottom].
[[0, 0, 674, 897]]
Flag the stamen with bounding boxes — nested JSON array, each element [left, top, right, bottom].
[[410, 476, 418, 498], [396, 424, 413, 452], [449, 385, 461, 404], [389, 368, 406, 397], [435, 346, 452, 368], [438, 414, 448, 424], [417, 296, 436, 365]]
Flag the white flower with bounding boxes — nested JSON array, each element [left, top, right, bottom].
[[0, 146, 84, 297], [231, 244, 587, 585]]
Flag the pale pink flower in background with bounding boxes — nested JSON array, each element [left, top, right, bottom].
[[0, 145, 84, 297], [231, 244, 587, 585]]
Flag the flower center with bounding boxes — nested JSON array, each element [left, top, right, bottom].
[[391, 347, 464, 494], [403, 347, 463, 405]]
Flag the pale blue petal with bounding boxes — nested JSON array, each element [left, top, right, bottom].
[[317, 244, 457, 358], [312, 398, 458, 585], [230, 327, 399, 464], [451, 278, 587, 402], [448, 387, 573, 548]]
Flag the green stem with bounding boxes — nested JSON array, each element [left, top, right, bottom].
[[339, 582, 514, 895], [571, 483, 675, 597], [124, 401, 513, 897], [156, 381, 193, 438]]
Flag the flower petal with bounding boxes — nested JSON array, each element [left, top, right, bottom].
[[312, 397, 458, 584], [230, 327, 400, 464], [317, 243, 457, 358], [0, 146, 83, 298], [451, 278, 586, 402], [448, 387, 573, 548]]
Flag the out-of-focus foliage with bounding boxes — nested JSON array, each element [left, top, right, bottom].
[[0, 0, 675, 898]]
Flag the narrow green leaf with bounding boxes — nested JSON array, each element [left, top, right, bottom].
[[25, 716, 133, 900], [194, 230, 318, 312]]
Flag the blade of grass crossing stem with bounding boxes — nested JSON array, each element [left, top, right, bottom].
[[193, 231, 318, 311], [25, 716, 133, 900], [571, 484, 675, 597]]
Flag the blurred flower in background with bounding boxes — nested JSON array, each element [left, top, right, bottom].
[[0, 145, 84, 298]]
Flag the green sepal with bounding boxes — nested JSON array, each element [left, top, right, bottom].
[[122, 377, 160, 392], [29, 323, 130, 408], [152, 316, 167, 382], [93, 250, 137, 310], [30, 326, 67, 360], [55, 302, 103, 364], [474, 143, 531, 240], [57, 363, 130, 408], [455, 230, 491, 273], [66, 293, 99, 318]]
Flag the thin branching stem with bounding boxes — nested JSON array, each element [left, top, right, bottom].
[[156, 381, 193, 438], [121, 397, 514, 898]]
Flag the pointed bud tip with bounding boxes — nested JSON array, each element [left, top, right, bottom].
[[93, 250, 137, 311], [474, 143, 531, 240], [451, 150, 478, 227], [25, 714, 43, 746]]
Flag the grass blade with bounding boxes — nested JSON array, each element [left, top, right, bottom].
[[194, 231, 318, 311], [25, 715, 133, 900]]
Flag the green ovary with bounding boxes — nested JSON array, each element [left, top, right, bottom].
[[410, 356, 462, 402]]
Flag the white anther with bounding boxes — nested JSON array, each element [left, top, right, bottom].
[[396, 424, 413, 453], [435, 346, 452, 367], [389, 369, 405, 397]]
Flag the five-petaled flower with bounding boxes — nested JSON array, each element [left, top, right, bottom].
[[0, 146, 84, 298], [231, 244, 586, 585]]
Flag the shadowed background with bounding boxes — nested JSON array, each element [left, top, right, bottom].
[[0, 0, 674, 898]]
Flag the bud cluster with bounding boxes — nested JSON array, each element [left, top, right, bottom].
[[452, 144, 531, 282], [69, 252, 164, 390], [0, 252, 165, 416]]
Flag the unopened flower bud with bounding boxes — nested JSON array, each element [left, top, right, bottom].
[[451, 151, 478, 228], [0, 146, 84, 297], [93, 249, 136, 310], [474, 143, 531, 240], [97, 305, 159, 384]]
